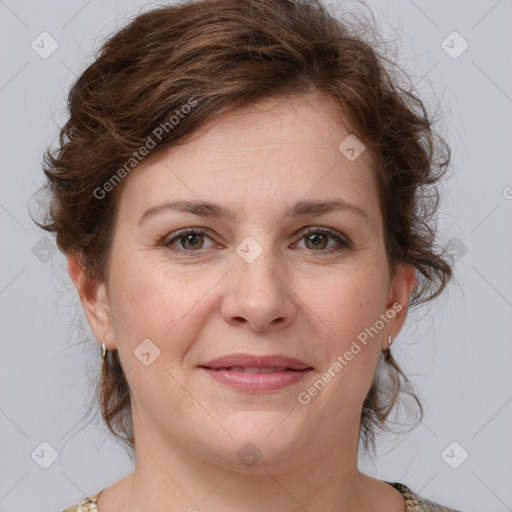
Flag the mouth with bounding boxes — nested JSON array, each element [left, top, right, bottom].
[[208, 366, 302, 373], [199, 354, 313, 392]]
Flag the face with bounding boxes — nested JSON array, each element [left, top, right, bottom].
[[72, 94, 415, 473]]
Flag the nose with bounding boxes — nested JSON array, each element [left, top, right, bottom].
[[220, 246, 297, 332]]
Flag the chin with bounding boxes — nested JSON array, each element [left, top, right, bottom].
[[201, 410, 308, 471]]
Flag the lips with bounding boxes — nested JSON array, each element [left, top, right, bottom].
[[216, 366, 289, 373], [200, 354, 312, 371], [199, 354, 313, 392]]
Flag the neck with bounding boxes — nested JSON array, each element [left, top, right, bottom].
[[114, 416, 391, 512]]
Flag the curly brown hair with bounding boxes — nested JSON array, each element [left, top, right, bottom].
[[35, 0, 452, 456]]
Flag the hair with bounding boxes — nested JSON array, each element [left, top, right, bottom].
[[35, 0, 452, 456]]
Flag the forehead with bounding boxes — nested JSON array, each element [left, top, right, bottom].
[[116, 94, 381, 226]]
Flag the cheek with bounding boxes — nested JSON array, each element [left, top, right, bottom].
[[299, 266, 388, 406], [107, 254, 203, 359], [309, 269, 388, 346]]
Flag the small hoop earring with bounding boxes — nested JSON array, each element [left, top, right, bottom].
[[101, 341, 107, 358], [388, 335, 393, 347]]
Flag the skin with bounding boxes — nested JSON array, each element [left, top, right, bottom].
[[69, 94, 416, 512]]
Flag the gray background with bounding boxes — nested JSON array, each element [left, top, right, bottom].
[[1, 0, 511, 511]]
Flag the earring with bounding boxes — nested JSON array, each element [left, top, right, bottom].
[[101, 341, 107, 358], [382, 335, 393, 359]]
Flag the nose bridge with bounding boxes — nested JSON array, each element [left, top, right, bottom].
[[236, 235, 285, 300], [221, 234, 296, 330]]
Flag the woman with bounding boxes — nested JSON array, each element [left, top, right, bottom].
[[37, 0, 462, 510]]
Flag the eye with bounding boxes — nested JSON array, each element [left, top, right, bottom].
[[165, 228, 217, 252], [295, 227, 351, 252]]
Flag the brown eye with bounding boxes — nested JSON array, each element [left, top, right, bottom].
[[304, 232, 328, 250], [166, 229, 217, 252], [296, 227, 351, 253], [179, 233, 205, 250]]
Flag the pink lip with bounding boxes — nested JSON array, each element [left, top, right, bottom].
[[199, 354, 313, 392], [201, 354, 311, 370]]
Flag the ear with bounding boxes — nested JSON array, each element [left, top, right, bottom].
[[67, 254, 116, 350], [382, 263, 417, 350]]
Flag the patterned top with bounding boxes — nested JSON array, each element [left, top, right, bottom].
[[62, 482, 463, 511]]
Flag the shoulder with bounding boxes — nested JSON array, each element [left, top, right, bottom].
[[389, 482, 464, 512], [62, 491, 101, 512]]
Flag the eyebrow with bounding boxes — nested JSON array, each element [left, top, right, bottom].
[[138, 198, 371, 226]]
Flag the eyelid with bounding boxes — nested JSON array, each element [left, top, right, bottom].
[[164, 227, 220, 253], [297, 226, 352, 249]]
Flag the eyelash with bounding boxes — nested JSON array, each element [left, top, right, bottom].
[[164, 227, 351, 255]]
